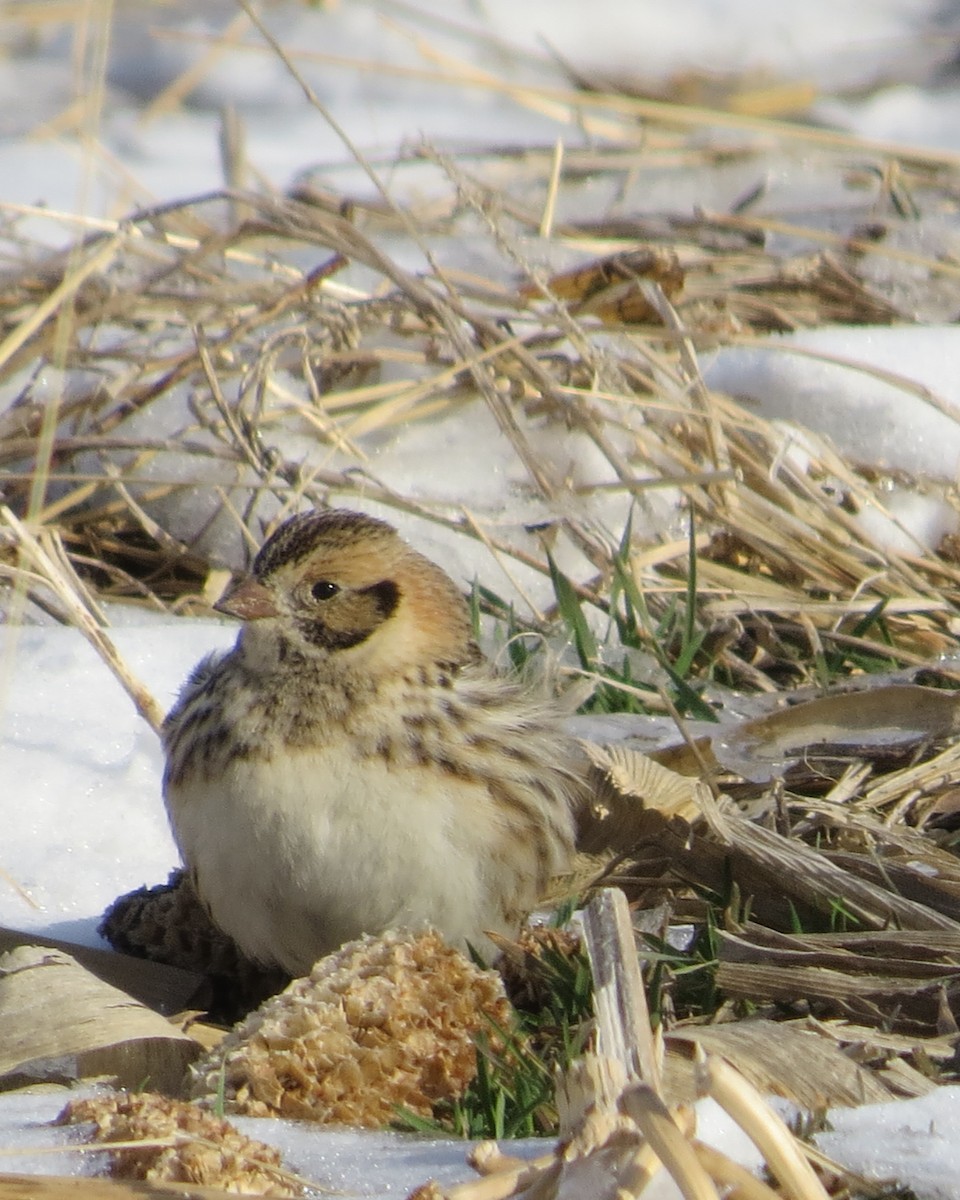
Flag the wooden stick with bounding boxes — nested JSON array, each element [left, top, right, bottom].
[[582, 887, 662, 1093]]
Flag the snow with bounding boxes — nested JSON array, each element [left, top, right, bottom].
[[0, 619, 229, 944], [703, 326, 960, 553], [5, 0, 958, 234], [0, 1087, 522, 1197], [5, 1070, 960, 1200], [0, 1087, 777, 1198], [5, 0, 960, 1194], [703, 326, 960, 482], [817, 1089, 960, 1200]]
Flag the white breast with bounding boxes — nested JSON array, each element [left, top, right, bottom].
[[167, 742, 513, 974]]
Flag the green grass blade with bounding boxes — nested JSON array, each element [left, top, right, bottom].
[[547, 552, 597, 669]]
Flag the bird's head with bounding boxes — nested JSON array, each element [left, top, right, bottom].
[[217, 509, 478, 676]]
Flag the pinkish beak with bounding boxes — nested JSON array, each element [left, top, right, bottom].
[[215, 576, 278, 621]]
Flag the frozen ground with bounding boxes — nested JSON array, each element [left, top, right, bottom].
[[3, 0, 960, 238], [9, 1075, 960, 1200], [5, 1, 960, 1196], [0, 1086, 783, 1199], [4, 616, 960, 1197]]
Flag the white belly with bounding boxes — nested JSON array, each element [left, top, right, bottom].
[[167, 746, 509, 974]]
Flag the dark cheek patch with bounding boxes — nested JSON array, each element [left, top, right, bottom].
[[298, 621, 372, 651], [298, 579, 400, 651], [364, 579, 400, 621]]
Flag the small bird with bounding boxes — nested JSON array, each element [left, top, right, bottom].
[[162, 509, 581, 977]]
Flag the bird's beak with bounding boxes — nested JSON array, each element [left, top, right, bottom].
[[214, 576, 278, 621]]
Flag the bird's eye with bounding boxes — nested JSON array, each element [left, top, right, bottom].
[[310, 580, 340, 601]]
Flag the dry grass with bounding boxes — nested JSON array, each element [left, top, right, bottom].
[[4, 0, 960, 1122], [3, 148, 958, 610]]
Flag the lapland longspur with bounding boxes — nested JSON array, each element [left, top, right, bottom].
[[162, 509, 582, 976]]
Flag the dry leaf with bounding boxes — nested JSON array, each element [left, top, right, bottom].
[[520, 248, 684, 324], [665, 1019, 891, 1109], [0, 945, 199, 1094], [708, 684, 960, 784], [577, 741, 702, 852]]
